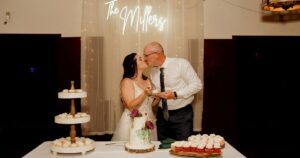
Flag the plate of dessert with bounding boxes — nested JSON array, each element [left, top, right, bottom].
[[170, 134, 224, 158]]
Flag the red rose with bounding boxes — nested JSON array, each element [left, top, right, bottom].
[[145, 120, 154, 130], [130, 109, 142, 118]]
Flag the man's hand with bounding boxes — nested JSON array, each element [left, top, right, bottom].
[[156, 90, 176, 99]]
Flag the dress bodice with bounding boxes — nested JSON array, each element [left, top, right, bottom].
[[131, 81, 153, 115]]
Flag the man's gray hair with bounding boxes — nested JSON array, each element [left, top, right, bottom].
[[149, 41, 164, 55]]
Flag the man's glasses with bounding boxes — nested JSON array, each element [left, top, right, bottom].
[[143, 52, 158, 57]]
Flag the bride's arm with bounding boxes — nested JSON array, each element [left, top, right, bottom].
[[121, 78, 149, 111]]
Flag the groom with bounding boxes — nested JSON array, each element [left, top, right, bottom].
[[143, 41, 202, 141]]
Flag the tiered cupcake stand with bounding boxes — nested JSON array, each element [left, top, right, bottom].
[[50, 81, 95, 155]]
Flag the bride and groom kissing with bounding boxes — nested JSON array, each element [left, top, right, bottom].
[[111, 41, 202, 142]]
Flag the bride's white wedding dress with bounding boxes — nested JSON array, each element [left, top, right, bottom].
[[111, 81, 157, 141]]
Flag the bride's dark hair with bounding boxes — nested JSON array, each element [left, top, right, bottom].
[[122, 52, 147, 80]]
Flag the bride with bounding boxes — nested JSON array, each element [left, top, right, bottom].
[[111, 52, 159, 141]]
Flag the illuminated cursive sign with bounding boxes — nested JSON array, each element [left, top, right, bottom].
[[105, 0, 168, 34]]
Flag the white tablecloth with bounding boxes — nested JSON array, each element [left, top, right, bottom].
[[23, 141, 246, 158]]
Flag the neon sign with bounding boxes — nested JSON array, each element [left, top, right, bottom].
[[105, 0, 168, 34]]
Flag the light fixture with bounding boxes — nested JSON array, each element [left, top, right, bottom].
[[262, 0, 300, 12], [261, 0, 300, 22]]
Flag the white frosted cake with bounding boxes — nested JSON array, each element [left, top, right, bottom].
[[125, 114, 155, 153]]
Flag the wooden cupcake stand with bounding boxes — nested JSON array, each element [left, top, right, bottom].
[[50, 81, 95, 155]]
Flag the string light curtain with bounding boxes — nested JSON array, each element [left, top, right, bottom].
[[81, 0, 204, 135]]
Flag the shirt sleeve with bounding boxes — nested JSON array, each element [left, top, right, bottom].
[[176, 58, 202, 99]]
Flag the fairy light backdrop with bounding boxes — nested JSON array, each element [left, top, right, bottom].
[[81, 0, 204, 135]]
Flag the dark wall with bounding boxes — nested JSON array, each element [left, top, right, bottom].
[[233, 36, 300, 157], [0, 34, 80, 158], [203, 39, 237, 144], [203, 36, 300, 158]]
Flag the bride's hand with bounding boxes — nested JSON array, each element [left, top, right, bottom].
[[151, 95, 161, 106], [152, 95, 161, 101], [144, 86, 152, 96]]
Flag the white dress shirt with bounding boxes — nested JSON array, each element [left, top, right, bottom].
[[150, 57, 202, 110]]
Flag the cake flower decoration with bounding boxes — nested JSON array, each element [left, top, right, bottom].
[[130, 109, 154, 130], [145, 120, 154, 130], [144, 112, 154, 130]]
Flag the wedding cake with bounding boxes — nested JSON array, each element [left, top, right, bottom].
[[125, 109, 155, 153]]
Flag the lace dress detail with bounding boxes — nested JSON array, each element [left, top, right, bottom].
[[111, 81, 157, 141]]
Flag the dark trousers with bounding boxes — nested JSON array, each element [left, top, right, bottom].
[[156, 104, 193, 141]]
